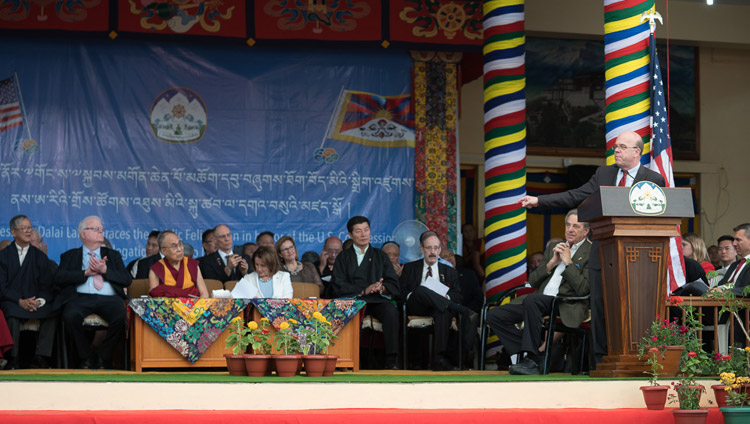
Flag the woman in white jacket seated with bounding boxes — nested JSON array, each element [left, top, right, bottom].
[[231, 246, 293, 299]]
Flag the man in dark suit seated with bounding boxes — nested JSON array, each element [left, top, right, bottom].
[[331, 216, 400, 369], [400, 232, 477, 371], [518, 130, 665, 363], [54, 216, 132, 369], [487, 209, 591, 375], [126, 230, 160, 279], [199, 224, 249, 283], [0, 215, 57, 369], [715, 223, 750, 296]]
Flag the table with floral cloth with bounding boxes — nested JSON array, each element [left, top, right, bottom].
[[129, 298, 250, 363]]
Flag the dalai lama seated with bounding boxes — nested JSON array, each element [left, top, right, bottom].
[[148, 231, 209, 298]]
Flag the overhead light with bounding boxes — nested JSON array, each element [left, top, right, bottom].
[[707, 0, 713, 5]]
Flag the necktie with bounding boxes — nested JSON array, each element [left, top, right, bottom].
[[426, 266, 433, 280], [618, 172, 627, 187], [728, 260, 746, 284], [88, 251, 104, 290]]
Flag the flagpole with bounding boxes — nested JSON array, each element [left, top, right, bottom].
[[320, 85, 346, 149], [14, 71, 33, 141]]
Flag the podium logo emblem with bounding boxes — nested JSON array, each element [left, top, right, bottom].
[[629, 181, 666, 215]]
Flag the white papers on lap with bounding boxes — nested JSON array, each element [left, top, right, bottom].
[[422, 276, 449, 297], [321, 275, 332, 283], [231, 280, 258, 299]]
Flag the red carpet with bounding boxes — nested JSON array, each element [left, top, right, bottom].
[[0, 408, 725, 423]]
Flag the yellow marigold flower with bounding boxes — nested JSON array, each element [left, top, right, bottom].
[[231, 316, 243, 324], [279, 322, 289, 330], [725, 386, 732, 392], [312, 311, 324, 320], [261, 317, 269, 322], [746, 346, 750, 353], [289, 318, 298, 324], [247, 321, 258, 330]]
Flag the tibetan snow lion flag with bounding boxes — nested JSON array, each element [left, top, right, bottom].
[[326, 90, 414, 148]]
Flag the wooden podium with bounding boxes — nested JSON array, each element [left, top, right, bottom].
[[578, 185, 694, 377]]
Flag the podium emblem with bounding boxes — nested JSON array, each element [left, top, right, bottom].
[[629, 181, 666, 215]]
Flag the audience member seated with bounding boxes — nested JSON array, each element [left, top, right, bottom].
[[316, 236, 342, 282], [300, 250, 319, 264], [716, 235, 739, 278], [442, 249, 484, 314], [196, 229, 217, 262], [127, 230, 160, 279], [382, 241, 403, 278], [708, 244, 720, 269], [149, 231, 208, 298], [486, 209, 591, 375], [715, 223, 750, 296], [243, 242, 258, 258], [672, 256, 709, 298], [331, 216, 400, 369], [54, 215, 131, 369], [682, 233, 715, 274], [528, 251, 543, 274], [256, 231, 275, 248], [183, 242, 195, 259], [0, 215, 57, 369], [400, 231, 476, 371], [276, 236, 323, 292], [231, 246, 293, 299], [31, 229, 57, 274], [199, 224, 250, 283]]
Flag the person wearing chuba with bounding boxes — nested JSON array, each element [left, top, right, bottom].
[[0, 215, 56, 369], [231, 246, 293, 299], [149, 231, 208, 298], [276, 236, 323, 294]]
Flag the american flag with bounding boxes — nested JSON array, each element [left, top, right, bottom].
[[0, 76, 23, 132], [645, 33, 686, 292]]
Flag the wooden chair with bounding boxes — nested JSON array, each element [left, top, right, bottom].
[[127, 279, 150, 298], [224, 280, 239, 292], [292, 282, 321, 298], [203, 279, 224, 294]]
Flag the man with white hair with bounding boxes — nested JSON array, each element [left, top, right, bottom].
[[54, 216, 132, 369]]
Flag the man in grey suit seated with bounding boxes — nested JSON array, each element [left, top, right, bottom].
[[486, 209, 591, 375]]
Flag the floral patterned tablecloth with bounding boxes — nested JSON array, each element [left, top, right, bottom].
[[129, 298, 250, 363], [250, 298, 365, 336]]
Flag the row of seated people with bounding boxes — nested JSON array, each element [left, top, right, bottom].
[[0, 214, 483, 371]]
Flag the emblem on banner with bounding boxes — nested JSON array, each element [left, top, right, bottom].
[[13, 139, 39, 156], [629, 181, 667, 215], [149, 87, 207, 144]]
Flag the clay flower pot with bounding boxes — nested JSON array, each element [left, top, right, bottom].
[[712, 384, 729, 408], [302, 354, 328, 377], [274, 354, 302, 377], [671, 408, 709, 424], [640, 385, 668, 410], [323, 355, 339, 377], [224, 353, 248, 376], [243, 354, 271, 377]]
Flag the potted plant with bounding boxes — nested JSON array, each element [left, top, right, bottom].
[[710, 349, 748, 407], [299, 311, 339, 377], [639, 347, 669, 410], [719, 370, 750, 423], [244, 318, 273, 377], [224, 316, 250, 376], [273, 319, 301, 377], [669, 350, 709, 424], [637, 310, 687, 377]]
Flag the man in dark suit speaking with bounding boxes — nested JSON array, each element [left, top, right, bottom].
[[518, 131, 666, 364]]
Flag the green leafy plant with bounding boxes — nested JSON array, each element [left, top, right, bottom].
[[246, 317, 272, 355], [225, 316, 250, 355], [299, 311, 338, 355], [274, 319, 300, 355], [669, 351, 706, 410], [643, 347, 664, 386]]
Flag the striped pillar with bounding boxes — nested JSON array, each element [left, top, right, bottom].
[[604, 0, 654, 164], [482, 0, 527, 302]]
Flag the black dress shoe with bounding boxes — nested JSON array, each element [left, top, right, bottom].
[[6, 357, 19, 370], [80, 358, 92, 369], [508, 357, 540, 375], [30, 355, 52, 369], [432, 356, 459, 372], [94, 356, 104, 370]]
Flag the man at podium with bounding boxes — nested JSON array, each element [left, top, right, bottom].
[[518, 131, 665, 364]]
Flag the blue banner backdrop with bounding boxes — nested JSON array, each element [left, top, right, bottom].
[[0, 38, 414, 263]]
